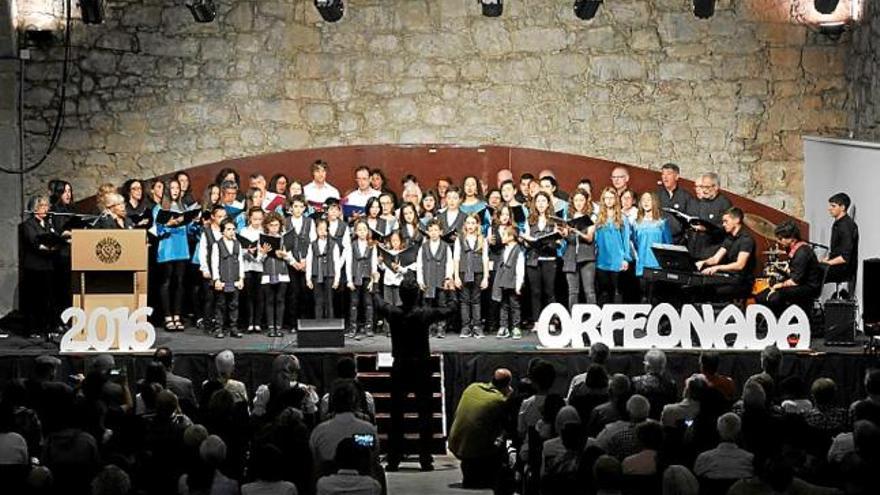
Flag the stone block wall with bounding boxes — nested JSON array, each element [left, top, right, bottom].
[[850, 0, 880, 140], [1, 0, 21, 316], [17, 0, 854, 216]]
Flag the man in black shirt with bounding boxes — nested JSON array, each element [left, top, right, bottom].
[[696, 207, 756, 301], [687, 172, 732, 259], [755, 221, 822, 315], [821, 192, 859, 297], [374, 278, 454, 472], [656, 163, 694, 245]]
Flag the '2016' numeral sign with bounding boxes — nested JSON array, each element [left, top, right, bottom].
[[60, 307, 156, 353]]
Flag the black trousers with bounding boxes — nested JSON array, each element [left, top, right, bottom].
[[214, 289, 239, 330], [202, 279, 216, 325], [459, 281, 482, 329], [159, 260, 186, 317], [483, 271, 498, 331], [755, 286, 817, 316], [243, 271, 263, 327], [262, 282, 287, 329], [460, 455, 502, 489], [285, 269, 308, 327], [596, 269, 622, 305], [185, 264, 204, 320], [349, 281, 374, 332], [389, 357, 433, 464], [423, 291, 450, 332], [527, 261, 556, 322], [498, 289, 521, 330], [52, 255, 70, 323], [313, 280, 334, 319], [23, 269, 54, 335]]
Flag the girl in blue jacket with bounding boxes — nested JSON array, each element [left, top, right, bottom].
[[595, 187, 633, 305]]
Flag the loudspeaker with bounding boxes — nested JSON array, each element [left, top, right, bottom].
[[824, 300, 857, 346], [297, 319, 345, 348], [863, 259, 880, 324]]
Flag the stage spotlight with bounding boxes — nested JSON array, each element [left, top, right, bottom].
[[814, 0, 840, 15], [79, 0, 104, 25], [186, 0, 217, 23], [480, 0, 503, 18], [693, 0, 715, 19], [315, 0, 345, 22], [574, 1, 603, 20]]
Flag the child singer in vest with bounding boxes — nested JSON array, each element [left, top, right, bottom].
[[492, 224, 525, 339], [398, 202, 424, 246], [380, 231, 417, 307], [438, 186, 465, 242], [595, 187, 634, 305], [239, 207, 264, 333], [417, 219, 454, 338], [561, 189, 598, 308], [523, 192, 564, 330], [305, 218, 342, 319], [211, 219, 245, 339], [257, 212, 295, 338], [485, 203, 515, 337], [197, 205, 227, 334], [325, 199, 350, 315], [345, 220, 379, 339], [283, 195, 315, 327], [453, 214, 490, 338]]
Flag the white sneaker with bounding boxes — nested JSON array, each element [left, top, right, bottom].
[[496, 327, 509, 338]]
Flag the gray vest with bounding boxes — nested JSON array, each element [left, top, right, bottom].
[[492, 245, 522, 302], [203, 228, 220, 277], [458, 236, 483, 283], [284, 216, 312, 260], [421, 242, 448, 299], [310, 240, 335, 284], [217, 239, 241, 284], [562, 231, 596, 272], [350, 241, 373, 286], [263, 236, 286, 279]]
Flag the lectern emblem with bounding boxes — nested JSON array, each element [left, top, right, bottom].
[[95, 237, 122, 264]]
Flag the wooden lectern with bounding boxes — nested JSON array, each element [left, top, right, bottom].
[[71, 229, 148, 316]]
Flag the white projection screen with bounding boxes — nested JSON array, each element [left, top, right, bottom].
[[804, 135, 880, 324]]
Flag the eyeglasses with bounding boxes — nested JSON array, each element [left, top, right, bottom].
[[611, 175, 627, 180]]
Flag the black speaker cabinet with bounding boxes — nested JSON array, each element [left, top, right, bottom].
[[297, 319, 345, 348], [824, 300, 858, 346], [863, 259, 880, 324]]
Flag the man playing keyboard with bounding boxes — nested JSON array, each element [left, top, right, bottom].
[[695, 207, 756, 302]]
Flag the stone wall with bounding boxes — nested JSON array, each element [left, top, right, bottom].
[[849, 0, 880, 140], [17, 0, 853, 216], [0, 0, 21, 316]]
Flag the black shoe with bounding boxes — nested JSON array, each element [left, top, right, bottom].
[[385, 461, 400, 472], [419, 461, 434, 472], [214, 331, 226, 339], [230, 330, 243, 338], [365, 328, 375, 338]]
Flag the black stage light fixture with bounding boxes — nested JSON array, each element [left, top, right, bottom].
[[186, 0, 217, 23], [79, 0, 105, 24], [574, 0, 602, 20], [315, 0, 345, 22], [815, 0, 840, 15], [480, 0, 503, 18], [693, 0, 715, 19]]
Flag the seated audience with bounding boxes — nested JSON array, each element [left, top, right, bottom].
[[661, 465, 699, 495], [517, 359, 557, 440], [242, 444, 298, 495], [203, 350, 248, 406], [661, 375, 707, 427], [849, 368, 880, 426], [587, 373, 632, 437], [309, 382, 379, 479], [592, 455, 623, 495], [779, 375, 813, 414], [253, 354, 319, 424], [90, 465, 131, 495], [154, 347, 199, 418], [697, 351, 735, 403], [747, 344, 782, 405], [622, 420, 664, 476], [693, 412, 754, 480], [178, 435, 239, 495], [318, 357, 375, 423], [448, 368, 513, 489], [565, 342, 610, 397], [805, 378, 849, 437], [316, 438, 381, 495], [593, 394, 651, 460], [567, 364, 610, 426], [633, 348, 678, 420]]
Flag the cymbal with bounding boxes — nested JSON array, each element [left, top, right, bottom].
[[763, 248, 785, 255], [744, 213, 777, 239]]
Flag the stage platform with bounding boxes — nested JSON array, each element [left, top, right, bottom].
[[1, 329, 877, 427]]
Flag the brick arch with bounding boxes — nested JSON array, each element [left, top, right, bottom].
[[134, 144, 808, 260]]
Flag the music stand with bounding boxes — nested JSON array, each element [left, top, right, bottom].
[[651, 243, 696, 271]]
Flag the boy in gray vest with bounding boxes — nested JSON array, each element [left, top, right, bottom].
[[417, 219, 454, 338], [211, 218, 244, 339], [492, 225, 525, 339], [306, 218, 342, 319]]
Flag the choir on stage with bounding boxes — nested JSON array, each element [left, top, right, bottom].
[[19, 161, 860, 341]]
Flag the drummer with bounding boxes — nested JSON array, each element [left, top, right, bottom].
[[755, 221, 822, 316]]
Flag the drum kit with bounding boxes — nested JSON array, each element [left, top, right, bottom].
[[744, 213, 790, 299]]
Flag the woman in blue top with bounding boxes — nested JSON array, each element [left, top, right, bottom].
[[460, 176, 490, 231], [153, 179, 191, 330], [595, 187, 633, 305], [632, 192, 672, 302]]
